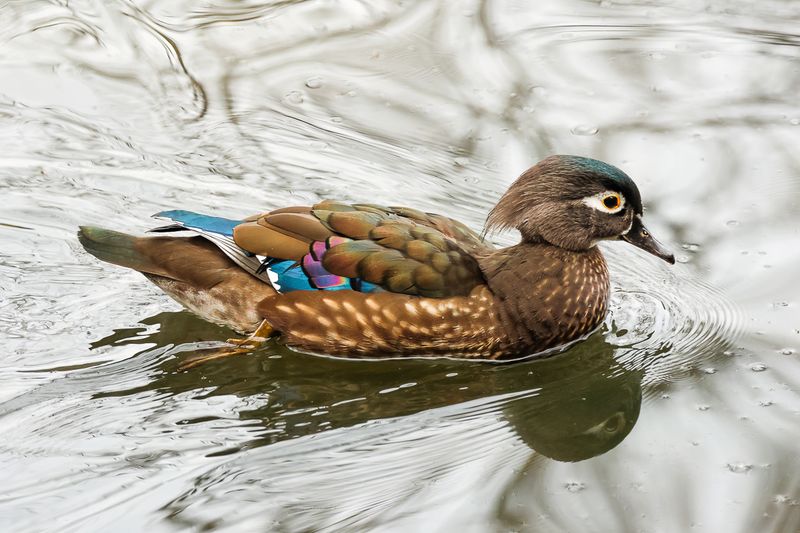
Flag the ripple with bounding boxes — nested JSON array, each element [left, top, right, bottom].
[[604, 244, 745, 385]]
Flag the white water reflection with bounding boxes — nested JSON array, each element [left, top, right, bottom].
[[1, 0, 799, 532]]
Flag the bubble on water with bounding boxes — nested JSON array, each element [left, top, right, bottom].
[[330, 116, 343, 123], [773, 494, 798, 505], [726, 220, 740, 227], [564, 482, 586, 492], [284, 90, 305, 105], [570, 124, 599, 136], [454, 157, 469, 167], [773, 301, 789, 308], [661, 394, 671, 400], [681, 243, 701, 252], [676, 254, 691, 264], [530, 86, 547, 97], [779, 348, 795, 355], [749, 363, 767, 372], [305, 77, 323, 89], [726, 463, 752, 474], [697, 404, 710, 411], [759, 400, 773, 407], [702, 367, 716, 374], [790, 118, 800, 125]]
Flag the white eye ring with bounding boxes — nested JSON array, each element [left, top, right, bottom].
[[583, 191, 625, 214]]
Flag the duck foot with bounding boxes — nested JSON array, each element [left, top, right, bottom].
[[178, 320, 274, 370]]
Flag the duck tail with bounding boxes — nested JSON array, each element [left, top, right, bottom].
[[77, 226, 157, 273]]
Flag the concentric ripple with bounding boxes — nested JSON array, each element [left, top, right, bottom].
[[603, 245, 745, 385]]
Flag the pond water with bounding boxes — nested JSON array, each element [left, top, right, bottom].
[[1, 0, 799, 531]]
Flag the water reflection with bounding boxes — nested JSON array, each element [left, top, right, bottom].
[[2, 0, 800, 530], [90, 311, 643, 462]]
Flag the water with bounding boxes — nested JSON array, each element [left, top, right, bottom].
[[1, 1, 799, 531]]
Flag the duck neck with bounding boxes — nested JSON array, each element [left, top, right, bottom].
[[477, 242, 610, 354]]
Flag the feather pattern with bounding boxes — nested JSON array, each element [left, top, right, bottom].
[[153, 210, 272, 285], [153, 210, 385, 295], [156, 202, 491, 298]]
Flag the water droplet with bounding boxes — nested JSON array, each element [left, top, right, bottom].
[[749, 363, 767, 372], [284, 91, 304, 104], [702, 367, 716, 374], [530, 86, 547, 97], [570, 124, 599, 136], [726, 463, 752, 474], [661, 394, 671, 400], [681, 242, 701, 252], [759, 400, 773, 407], [697, 404, 710, 411], [726, 220, 740, 227], [330, 116, 343, 123], [773, 494, 797, 505], [564, 482, 586, 492], [305, 77, 323, 89]]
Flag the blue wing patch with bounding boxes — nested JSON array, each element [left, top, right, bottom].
[[154, 210, 240, 237], [266, 259, 382, 294]]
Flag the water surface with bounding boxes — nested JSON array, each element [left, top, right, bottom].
[[1, 1, 799, 531]]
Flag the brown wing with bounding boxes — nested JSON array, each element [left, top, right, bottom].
[[231, 201, 489, 298]]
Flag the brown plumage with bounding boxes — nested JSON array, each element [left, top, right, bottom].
[[78, 155, 674, 363]]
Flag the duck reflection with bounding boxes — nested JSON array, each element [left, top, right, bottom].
[[501, 339, 643, 462], [90, 311, 644, 462]]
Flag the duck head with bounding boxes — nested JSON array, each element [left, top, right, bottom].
[[486, 155, 675, 264]]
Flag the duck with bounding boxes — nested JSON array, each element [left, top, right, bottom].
[[78, 155, 674, 367]]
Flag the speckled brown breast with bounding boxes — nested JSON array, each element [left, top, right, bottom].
[[477, 243, 610, 357], [257, 243, 609, 359]]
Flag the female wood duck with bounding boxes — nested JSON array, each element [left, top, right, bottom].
[[78, 155, 674, 367]]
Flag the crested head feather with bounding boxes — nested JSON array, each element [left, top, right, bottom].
[[485, 155, 642, 250]]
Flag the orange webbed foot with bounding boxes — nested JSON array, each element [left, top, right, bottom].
[[178, 320, 274, 370]]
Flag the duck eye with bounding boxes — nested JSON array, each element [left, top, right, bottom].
[[583, 191, 625, 213], [602, 194, 621, 210]]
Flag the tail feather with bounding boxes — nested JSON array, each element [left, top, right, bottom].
[[78, 226, 159, 273], [78, 225, 274, 332]]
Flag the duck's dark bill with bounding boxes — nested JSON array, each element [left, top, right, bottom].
[[621, 216, 675, 264]]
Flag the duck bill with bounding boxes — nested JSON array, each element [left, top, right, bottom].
[[621, 216, 675, 264]]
